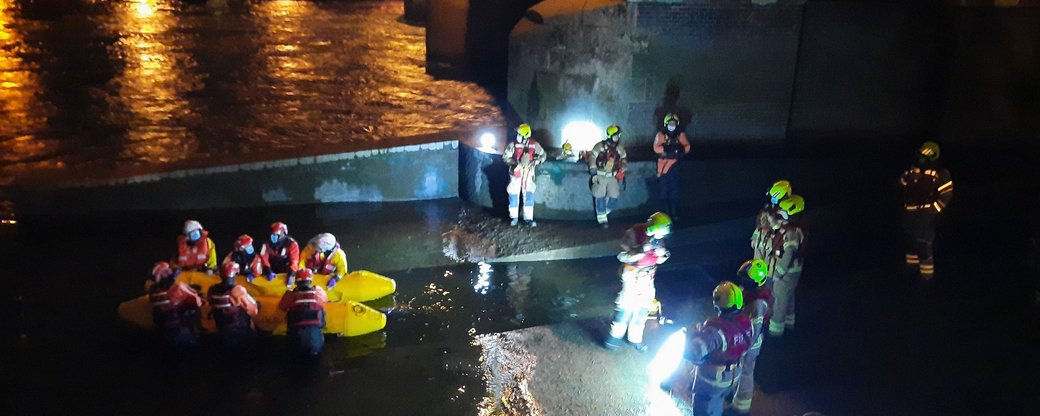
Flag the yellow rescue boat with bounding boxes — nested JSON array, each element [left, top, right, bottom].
[[117, 271, 396, 337]]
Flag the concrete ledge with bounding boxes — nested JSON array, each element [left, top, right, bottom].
[[17, 140, 461, 215]]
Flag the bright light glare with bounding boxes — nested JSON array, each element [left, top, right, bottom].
[[478, 132, 497, 153], [647, 328, 686, 384], [473, 262, 492, 294], [561, 121, 601, 153]]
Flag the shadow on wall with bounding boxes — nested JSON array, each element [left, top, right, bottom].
[[483, 156, 511, 218], [653, 76, 694, 137]]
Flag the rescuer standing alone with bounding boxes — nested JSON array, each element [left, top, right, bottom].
[[604, 212, 672, 352], [900, 141, 953, 279], [653, 113, 691, 220], [588, 125, 628, 227], [503, 123, 546, 227]]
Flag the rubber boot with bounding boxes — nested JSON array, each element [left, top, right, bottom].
[[604, 336, 622, 350]]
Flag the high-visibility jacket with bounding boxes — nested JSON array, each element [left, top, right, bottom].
[[176, 233, 217, 271], [771, 223, 805, 276], [260, 237, 300, 274], [504, 140, 547, 170], [149, 281, 202, 329], [298, 244, 348, 278], [686, 312, 753, 367], [223, 251, 263, 277], [207, 283, 258, 330], [279, 285, 328, 328], [900, 164, 954, 213]]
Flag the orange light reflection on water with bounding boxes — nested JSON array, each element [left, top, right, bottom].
[[112, 0, 200, 164], [0, 0, 53, 181]]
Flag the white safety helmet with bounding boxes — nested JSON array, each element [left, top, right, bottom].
[[314, 233, 337, 252], [183, 220, 203, 235]]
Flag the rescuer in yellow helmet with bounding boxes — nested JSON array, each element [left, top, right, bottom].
[[588, 125, 628, 227], [764, 194, 805, 337], [653, 113, 692, 220], [899, 141, 953, 279], [605, 212, 672, 352], [732, 259, 773, 414], [503, 124, 546, 226], [683, 281, 753, 416]]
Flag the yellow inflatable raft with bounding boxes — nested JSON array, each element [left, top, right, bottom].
[[177, 270, 396, 302], [117, 271, 396, 337]]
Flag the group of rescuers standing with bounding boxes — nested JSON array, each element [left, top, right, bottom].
[[146, 221, 347, 356], [593, 140, 952, 415], [503, 114, 690, 227], [143, 126, 952, 411]]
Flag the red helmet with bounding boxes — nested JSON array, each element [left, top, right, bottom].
[[271, 222, 288, 236], [152, 261, 173, 281], [235, 234, 254, 251], [221, 261, 240, 278], [296, 269, 314, 283]]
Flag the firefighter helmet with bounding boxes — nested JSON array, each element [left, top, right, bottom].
[[767, 180, 792, 203], [606, 125, 621, 140], [646, 212, 672, 238], [152, 261, 173, 282], [663, 113, 679, 126], [919, 141, 940, 161], [712, 281, 744, 310], [221, 261, 240, 278], [778, 194, 805, 219], [296, 268, 314, 283], [516, 124, 532, 140], [744, 259, 768, 286]]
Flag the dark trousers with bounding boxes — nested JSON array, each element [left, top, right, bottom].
[[289, 326, 325, 356], [902, 209, 938, 276], [658, 169, 680, 218]]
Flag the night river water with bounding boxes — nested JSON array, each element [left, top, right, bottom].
[[0, 0, 500, 185], [0, 200, 737, 414]]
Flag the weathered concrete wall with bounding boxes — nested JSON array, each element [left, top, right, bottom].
[[18, 141, 460, 214], [508, 0, 804, 148], [507, 0, 1040, 152], [788, 1, 952, 142], [942, 5, 1040, 146]]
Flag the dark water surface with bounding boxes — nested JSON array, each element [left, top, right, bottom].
[[0, 200, 737, 415], [0, 0, 499, 185]]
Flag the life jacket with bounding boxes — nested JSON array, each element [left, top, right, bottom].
[[306, 244, 340, 275], [177, 231, 210, 269], [149, 284, 183, 330], [228, 251, 260, 276], [286, 287, 325, 328], [659, 131, 684, 159], [744, 285, 773, 327], [511, 141, 537, 164], [263, 237, 297, 272], [903, 166, 946, 207], [703, 314, 753, 366], [596, 141, 621, 172], [207, 284, 251, 331]]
